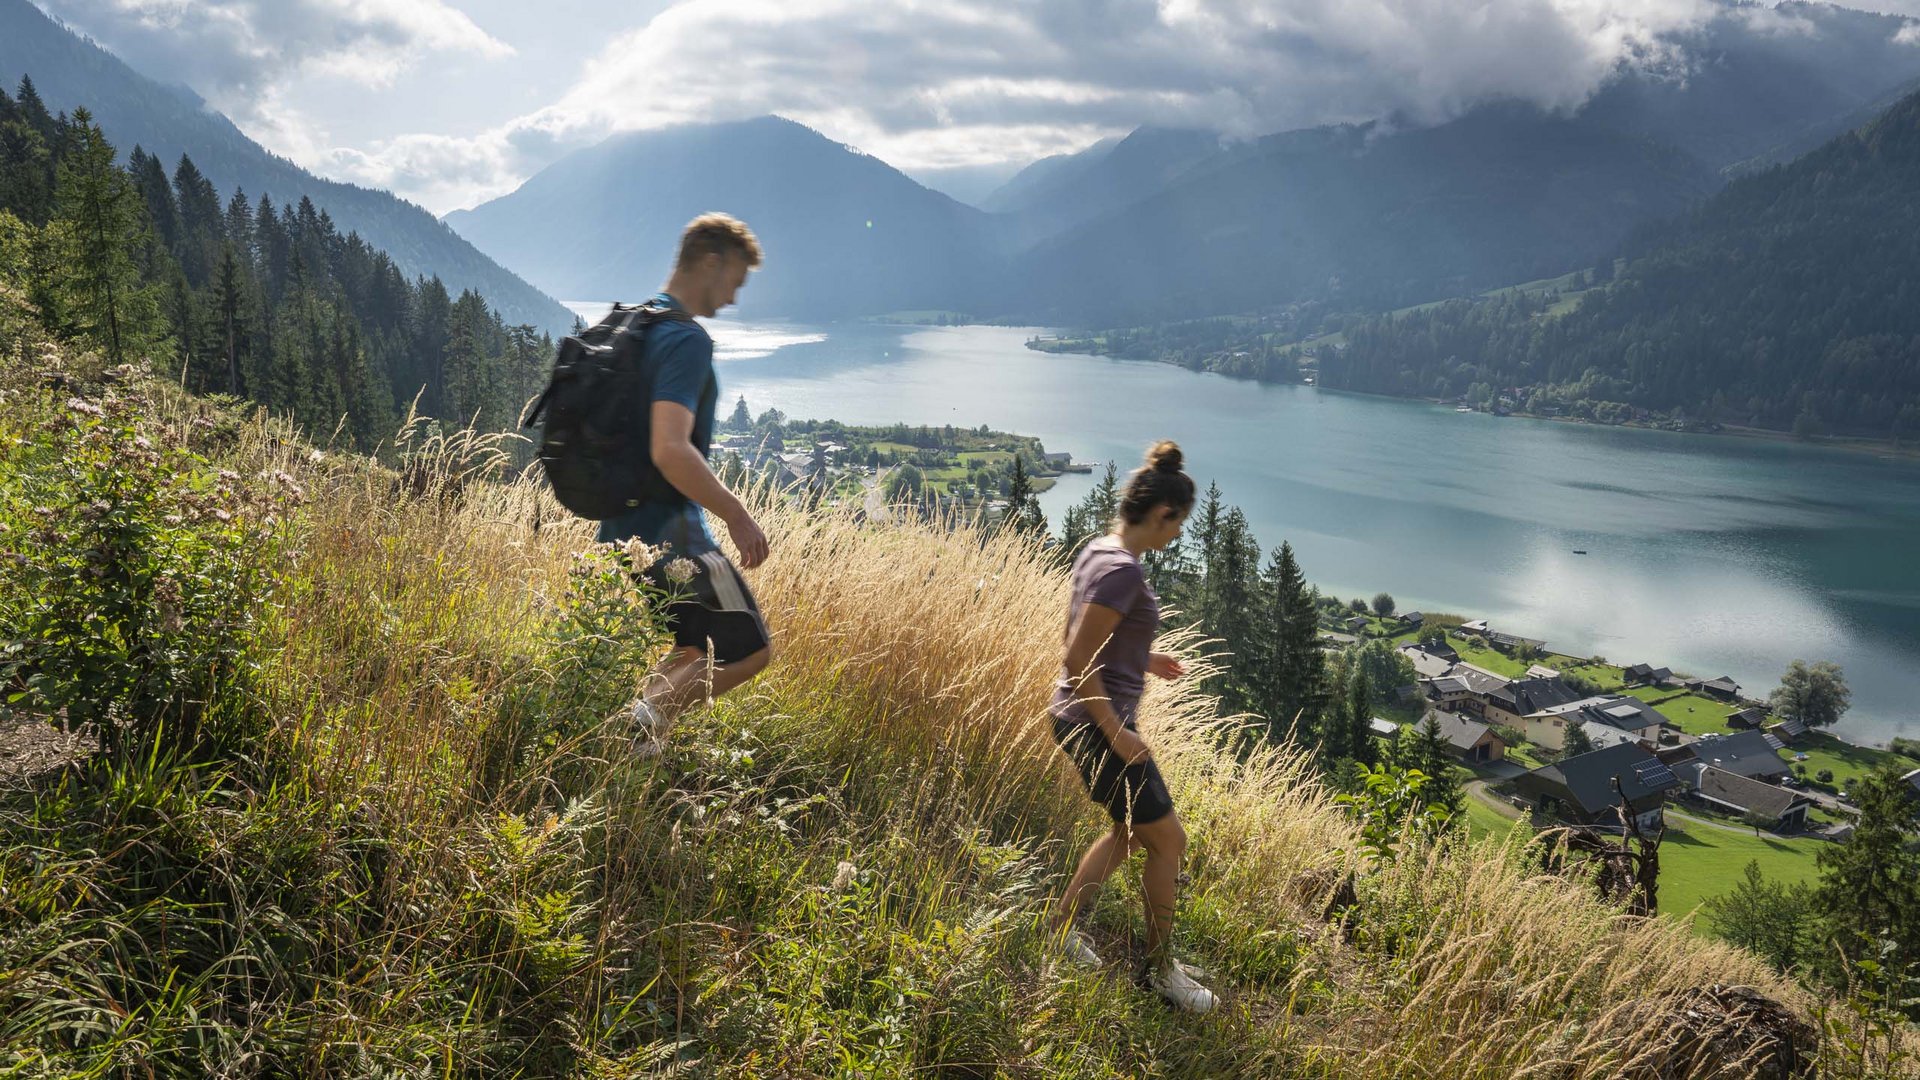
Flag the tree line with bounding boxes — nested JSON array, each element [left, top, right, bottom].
[[0, 79, 550, 451]]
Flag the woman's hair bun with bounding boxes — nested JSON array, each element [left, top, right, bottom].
[[1145, 440, 1183, 474]]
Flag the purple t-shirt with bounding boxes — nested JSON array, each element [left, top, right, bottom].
[[1052, 538, 1160, 723]]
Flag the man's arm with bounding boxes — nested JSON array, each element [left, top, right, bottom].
[[650, 401, 769, 568]]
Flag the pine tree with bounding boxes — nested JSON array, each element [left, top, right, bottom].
[[1058, 460, 1120, 553], [1209, 507, 1261, 713], [1347, 667, 1377, 767], [1811, 767, 1920, 984], [1249, 541, 1325, 743], [1001, 454, 1048, 540], [1319, 653, 1354, 763], [52, 108, 157, 363], [728, 395, 752, 431]]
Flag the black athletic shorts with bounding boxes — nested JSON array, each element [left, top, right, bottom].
[[1051, 706, 1174, 827], [645, 549, 771, 665]]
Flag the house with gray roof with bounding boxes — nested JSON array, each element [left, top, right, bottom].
[[1686, 731, 1790, 784], [1686, 675, 1742, 701], [1426, 710, 1505, 764], [1397, 644, 1456, 680], [1510, 742, 1682, 832], [1484, 675, 1584, 730], [1684, 764, 1813, 833]]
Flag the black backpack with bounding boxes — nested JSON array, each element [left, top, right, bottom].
[[522, 300, 705, 520]]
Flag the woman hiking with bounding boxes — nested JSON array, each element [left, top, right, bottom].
[[1046, 441, 1216, 1013]]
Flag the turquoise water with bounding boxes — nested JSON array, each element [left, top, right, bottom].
[[572, 307, 1920, 748]]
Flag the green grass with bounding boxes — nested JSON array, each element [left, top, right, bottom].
[[1657, 813, 1826, 922], [1462, 790, 1526, 844], [1782, 730, 1905, 794], [1621, 688, 1734, 736]]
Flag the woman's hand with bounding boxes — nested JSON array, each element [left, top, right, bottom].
[[1106, 725, 1153, 764], [1148, 652, 1186, 680]]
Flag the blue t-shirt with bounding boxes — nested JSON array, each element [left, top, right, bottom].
[[595, 292, 719, 555]]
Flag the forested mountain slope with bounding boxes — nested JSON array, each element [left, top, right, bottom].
[[0, 86, 547, 446], [0, 0, 574, 334], [1321, 87, 1920, 438]]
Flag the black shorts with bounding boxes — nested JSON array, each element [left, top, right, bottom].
[[1051, 711, 1174, 828], [645, 550, 771, 665]]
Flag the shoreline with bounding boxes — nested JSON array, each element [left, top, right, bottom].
[[1024, 336, 1920, 464]]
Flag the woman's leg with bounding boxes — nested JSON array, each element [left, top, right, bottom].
[[1049, 821, 1138, 933], [1130, 810, 1187, 961]]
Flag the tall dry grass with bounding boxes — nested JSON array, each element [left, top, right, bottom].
[[5, 364, 1913, 1076]]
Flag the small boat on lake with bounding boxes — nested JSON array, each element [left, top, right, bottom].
[[1572, 549, 1588, 555]]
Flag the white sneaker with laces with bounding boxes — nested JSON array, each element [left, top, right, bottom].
[[1150, 959, 1218, 1013], [1058, 929, 1102, 969]]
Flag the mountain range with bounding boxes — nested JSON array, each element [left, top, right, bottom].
[[441, 2, 1920, 327], [0, 0, 574, 334], [11, 0, 1920, 340]]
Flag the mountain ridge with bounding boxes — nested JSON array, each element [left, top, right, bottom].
[[445, 115, 1003, 318]]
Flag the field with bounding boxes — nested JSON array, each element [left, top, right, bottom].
[[4, 349, 1911, 1076], [1658, 814, 1826, 923]]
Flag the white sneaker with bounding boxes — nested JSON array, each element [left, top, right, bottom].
[[1058, 929, 1102, 969], [1149, 959, 1218, 1013], [630, 698, 666, 734]]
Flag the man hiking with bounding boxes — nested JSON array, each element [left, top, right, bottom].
[[600, 212, 773, 756]]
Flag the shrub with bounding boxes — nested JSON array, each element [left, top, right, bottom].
[[0, 378, 280, 760], [1817, 768, 1835, 785]]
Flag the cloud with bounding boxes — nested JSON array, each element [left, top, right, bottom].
[[33, 0, 511, 163], [338, 0, 1735, 212], [51, 0, 1920, 213]]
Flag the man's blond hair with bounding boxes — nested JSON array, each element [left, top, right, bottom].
[[676, 212, 763, 270]]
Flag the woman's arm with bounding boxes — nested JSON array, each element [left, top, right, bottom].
[[1062, 602, 1151, 762]]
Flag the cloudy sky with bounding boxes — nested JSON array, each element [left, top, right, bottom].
[[31, 0, 1920, 214]]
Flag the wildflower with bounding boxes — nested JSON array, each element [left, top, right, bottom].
[[193, 416, 215, 429], [831, 860, 859, 892], [163, 515, 183, 526], [663, 558, 697, 584], [132, 435, 152, 450], [622, 537, 661, 572], [308, 449, 325, 464], [218, 470, 239, 484], [65, 397, 103, 417], [213, 509, 232, 522]]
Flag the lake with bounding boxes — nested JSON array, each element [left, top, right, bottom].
[[565, 305, 1920, 747]]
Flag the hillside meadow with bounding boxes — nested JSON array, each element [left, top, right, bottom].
[[1, 335, 1914, 1077]]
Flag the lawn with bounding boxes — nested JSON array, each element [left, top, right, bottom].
[[1781, 730, 1904, 794], [1462, 789, 1528, 843], [1657, 814, 1825, 923], [1621, 687, 1735, 736]]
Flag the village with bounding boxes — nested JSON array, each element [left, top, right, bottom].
[[1331, 608, 1919, 919], [707, 402, 1091, 521], [710, 403, 1910, 925]]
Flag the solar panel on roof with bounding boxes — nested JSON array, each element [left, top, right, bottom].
[[1631, 759, 1679, 790]]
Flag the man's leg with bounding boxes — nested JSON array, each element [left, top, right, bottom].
[[644, 643, 771, 723]]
